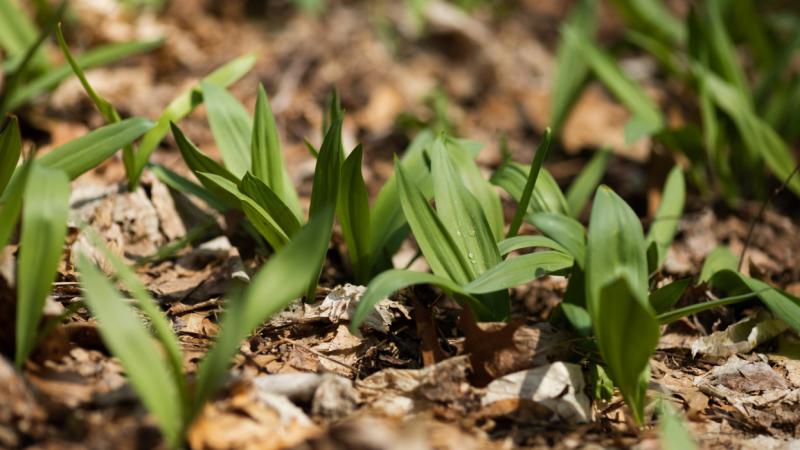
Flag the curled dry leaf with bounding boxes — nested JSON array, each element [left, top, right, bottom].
[[691, 311, 789, 359]]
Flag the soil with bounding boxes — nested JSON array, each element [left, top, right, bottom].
[[2, 1, 800, 449]]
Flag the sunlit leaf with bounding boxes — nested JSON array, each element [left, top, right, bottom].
[[497, 235, 567, 256], [463, 251, 573, 294], [646, 167, 685, 270], [698, 246, 738, 284], [565, 149, 610, 217], [202, 82, 252, 177], [239, 172, 301, 238], [531, 213, 586, 268], [507, 129, 552, 238]]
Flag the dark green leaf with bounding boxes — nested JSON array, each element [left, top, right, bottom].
[[649, 278, 691, 314], [508, 129, 552, 238], [0, 116, 21, 196], [338, 146, 371, 283], [239, 172, 301, 238]]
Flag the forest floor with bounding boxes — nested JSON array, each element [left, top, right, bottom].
[[2, 1, 800, 449]]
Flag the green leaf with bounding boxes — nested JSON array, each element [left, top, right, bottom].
[[586, 186, 654, 424], [698, 246, 738, 284], [431, 136, 500, 277], [170, 122, 241, 210], [657, 290, 763, 325], [338, 146, 371, 283], [508, 129, 552, 238], [6, 39, 163, 113], [55, 25, 137, 188], [0, 0, 48, 72], [305, 117, 343, 298], [251, 84, 302, 219], [658, 400, 698, 450], [464, 251, 573, 294], [369, 130, 434, 269], [649, 278, 690, 314], [565, 149, 610, 217], [147, 163, 226, 213], [197, 172, 290, 249], [15, 165, 69, 367], [595, 277, 659, 425], [0, 159, 29, 250], [444, 136, 504, 241], [202, 82, 252, 177], [705, 0, 749, 99], [239, 172, 301, 238], [0, 116, 21, 196], [646, 167, 685, 270], [349, 269, 489, 332], [497, 235, 567, 256], [396, 154, 471, 285], [710, 270, 800, 334], [567, 24, 664, 137], [551, 0, 596, 135], [133, 54, 256, 185], [35, 118, 153, 180], [491, 163, 569, 217], [193, 208, 334, 417], [76, 254, 183, 446], [610, 0, 685, 46], [531, 213, 586, 268]]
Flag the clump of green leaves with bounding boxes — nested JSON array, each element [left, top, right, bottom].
[[76, 208, 333, 447], [0, 115, 154, 367]]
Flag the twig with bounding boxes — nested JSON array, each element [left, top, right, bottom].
[[738, 161, 800, 271]]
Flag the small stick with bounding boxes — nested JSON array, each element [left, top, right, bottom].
[[738, 161, 800, 271]]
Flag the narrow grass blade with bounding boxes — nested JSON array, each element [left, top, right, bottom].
[[649, 278, 691, 314], [611, 0, 685, 45], [15, 165, 69, 367], [349, 269, 488, 333], [76, 254, 183, 446], [551, 0, 596, 134], [705, 0, 749, 99], [530, 213, 586, 267], [6, 39, 163, 113], [464, 251, 573, 294], [193, 208, 334, 418], [202, 82, 251, 177], [565, 149, 610, 217], [251, 84, 302, 219], [646, 167, 685, 269], [338, 145, 371, 283], [133, 54, 256, 186], [239, 172, 301, 238], [36, 117, 153, 180], [507, 128, 552, 238], [497, 235, 567, 256], [55, 25, 138, 186], [396, 155, 472, 285], [431, 136, 500, 277], [657, 289, 763, 325], [0, 116, 21, 196]]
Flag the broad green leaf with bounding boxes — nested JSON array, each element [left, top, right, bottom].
[[551, 0, 596, 134], [497, 235, 567, 256], [396, 155, 472, 285], [171, 123, 241, 210], [595, 276, 659, 425], [305, 117, 343, 298], [196, 172, 289, 249], [251, 84, 302, 219], [0, 116, 21, 196], [710, 270, 800, 334], [193, 208, 334, 418], [77, 254, 183, 446], [239, 172, 301, 238], [463, 251, 573, 294], [698, 246, 738, 284], [338, 145, 371, 283], [202, 82, 252, 177], [531, 213, 586, 268], [35, 117, 153, 180], [369, 130, 434, 267], [646, 167, 685, 269], [349, 269, 489, 333], [445, 136, 504, 241], [585, 186, 649, 317], [491, 163, 568, 217], [431, 136, 500, 277], [658, 400, 698, 450], [508, 129, 552, 238], [567, 24, 664, 137], [55, 25, 137, 187], [565, 149, 610, 217], [15, 165, 69, 367], [6, 39, 163, 113], [133, 54, 256, 185], [649, 278, 691, 314]]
